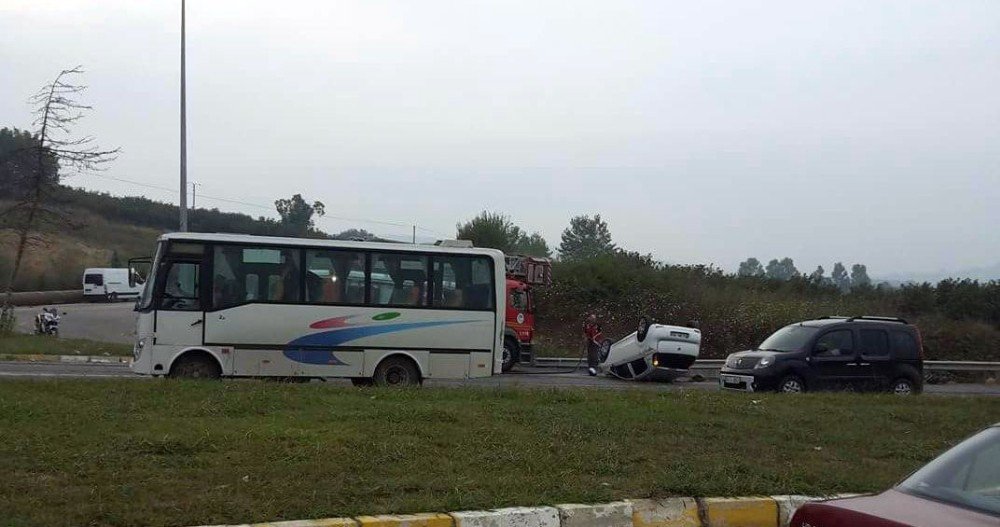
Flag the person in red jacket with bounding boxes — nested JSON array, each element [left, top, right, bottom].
[[582, 313, 603, 376]]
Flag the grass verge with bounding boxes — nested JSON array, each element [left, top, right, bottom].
[[1, 381, 996, 526], [0, 334, 132, 357]]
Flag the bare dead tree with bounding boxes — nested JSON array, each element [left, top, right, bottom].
[[0, 66, 119, 333]]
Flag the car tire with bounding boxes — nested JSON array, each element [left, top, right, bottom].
[[373, 356, 421, 387], [636, 316, 651, 343], [169, 354, 221, 380], [778, 375, 806, 394], [502, 338, 519, 373], [891, 377, 917, 396], [598, 338, 612, 363]]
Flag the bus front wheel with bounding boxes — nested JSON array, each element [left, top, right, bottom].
[[169, 353, 221, 380], [373, 356, 421, 387]]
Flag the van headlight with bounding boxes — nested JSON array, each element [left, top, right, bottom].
[[755, 356, 774, 369]]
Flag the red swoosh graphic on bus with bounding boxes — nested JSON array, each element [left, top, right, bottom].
[[309, 315, 359, 329]]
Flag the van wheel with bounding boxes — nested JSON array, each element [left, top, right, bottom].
[[778, 375, 806, 393], [169, 354, 221, 379], [373, 356, 420, 387], [502, 338, 519, 372], [891, 377, 916, 395], [351, 378, 373, 387], [107, 292, 118, 302]]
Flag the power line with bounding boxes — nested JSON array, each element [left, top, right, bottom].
[[73, 172, 451, 236]]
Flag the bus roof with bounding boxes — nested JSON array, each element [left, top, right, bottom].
[[157, 232, 506, 259]]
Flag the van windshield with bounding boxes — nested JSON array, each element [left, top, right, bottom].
[[757, 325, 820, 352]]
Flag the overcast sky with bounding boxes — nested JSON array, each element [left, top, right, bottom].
[[2, 0, 998, 276]]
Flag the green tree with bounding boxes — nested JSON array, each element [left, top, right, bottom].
[[850, 264, 871, 289], [737, 257, 765, 277], [514, 232, 551, 258], [335, 228, 377, 241], [0, 127, 59, 198], [831, 262, 850, 292], [274, 193, 325, 237], [765, 257, 799, 281], [559, 214, 616, 261], [1, 67, 118, 334], [455, 211, 524, 253], [808, 265, 826, 284]]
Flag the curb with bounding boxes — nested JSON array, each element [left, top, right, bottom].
[[0, 354, 132, 364], [191, 495, 862, 527]]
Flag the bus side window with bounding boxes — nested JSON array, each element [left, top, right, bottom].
[[305, 249, 365, 305]]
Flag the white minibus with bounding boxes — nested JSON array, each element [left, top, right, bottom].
[[130, 233, 506, 385]]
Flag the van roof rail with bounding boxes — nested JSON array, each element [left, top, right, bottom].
[[845, 315, 908, 324], [816, 316, 850, 320]]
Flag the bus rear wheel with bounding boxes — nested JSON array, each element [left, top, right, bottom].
[[373, 356, 420, 387], [169, 354, 221, 380]]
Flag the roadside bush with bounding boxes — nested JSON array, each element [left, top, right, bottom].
[[535, 254, 999, 361]]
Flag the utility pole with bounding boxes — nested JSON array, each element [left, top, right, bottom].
[[191, 182, 200, 209], [412, 225, 416, 244], [178, 0, 188, 232]]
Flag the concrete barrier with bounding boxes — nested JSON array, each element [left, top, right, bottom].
[[7, 290, 84, 306], [356, 513, 454, 527], [253, 519, 359, 527], [700, 497, 778, 527], [452, 506, 560, 527], [556, 503, 632, 527], [190, 494, 851, 527], [628, 498, 700, 527]]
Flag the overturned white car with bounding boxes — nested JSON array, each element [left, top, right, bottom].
[[598, 317, 701, 381]]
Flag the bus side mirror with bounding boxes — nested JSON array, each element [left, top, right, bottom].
[[128, 256, 152, 288]]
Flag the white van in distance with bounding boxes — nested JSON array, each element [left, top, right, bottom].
[[82, 268, 143, 302]]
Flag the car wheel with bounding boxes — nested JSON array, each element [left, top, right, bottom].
[[778, 375, 806, 394], [502, 338, 518, 372], [169, 354, 221, 380], [373, 356, 421, 387], [636, 316, 651, 343], [598, 338, 612, 363], [891, 377, 915, 395]]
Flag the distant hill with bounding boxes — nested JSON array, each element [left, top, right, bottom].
[[2, 186, 357, 291]]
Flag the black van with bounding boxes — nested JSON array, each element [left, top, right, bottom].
[[719, 316, 924, 394]]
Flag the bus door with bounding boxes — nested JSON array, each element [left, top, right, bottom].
[[154, 242, 206, 349]]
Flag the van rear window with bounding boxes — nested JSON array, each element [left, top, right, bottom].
[[891, 331, 920, 359], [84, 273, 103, 286]]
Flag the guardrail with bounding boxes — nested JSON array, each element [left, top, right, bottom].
[[532, 357, 1000, 374]]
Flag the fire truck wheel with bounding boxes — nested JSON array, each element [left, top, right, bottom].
[[502, 338, 519, 372]]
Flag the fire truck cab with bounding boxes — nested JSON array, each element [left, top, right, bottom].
[[503, 255, 551, 372]]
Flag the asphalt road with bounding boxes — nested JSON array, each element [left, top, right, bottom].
[[14, 301, 136, 343], [2, 361, 998, 395]]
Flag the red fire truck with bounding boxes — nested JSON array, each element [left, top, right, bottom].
[[502, 255, 552, 372]]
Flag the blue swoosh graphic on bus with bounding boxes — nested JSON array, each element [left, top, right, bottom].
[[281, 349, 351, 366], [283, 320, 480, 364]]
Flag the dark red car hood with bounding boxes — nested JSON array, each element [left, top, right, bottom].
[[792, 489, 998, 527]]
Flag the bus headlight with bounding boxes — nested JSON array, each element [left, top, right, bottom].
[[134, 338, 145, 359]]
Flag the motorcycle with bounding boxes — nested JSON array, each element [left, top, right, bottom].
[[34, 307, 60, 336]]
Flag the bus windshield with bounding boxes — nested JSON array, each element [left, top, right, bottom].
[[136, 241, 164, 311]]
